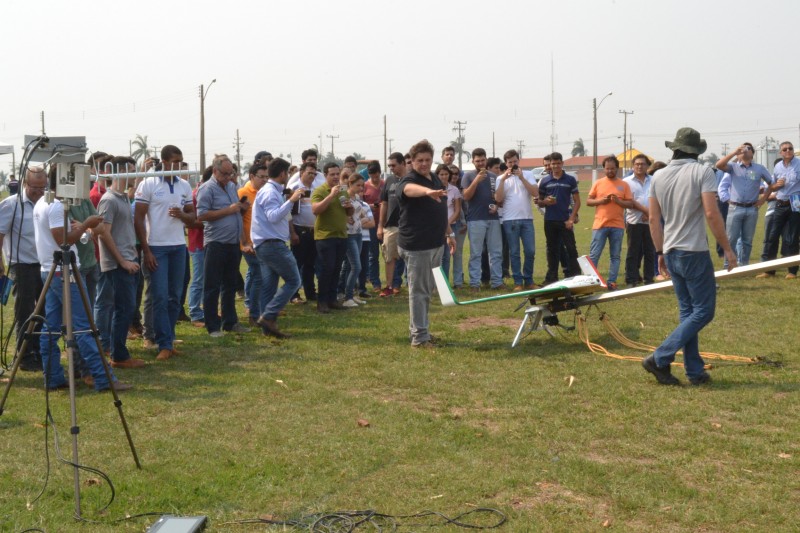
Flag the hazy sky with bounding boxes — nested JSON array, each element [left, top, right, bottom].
[[2, 0, 798, 171]]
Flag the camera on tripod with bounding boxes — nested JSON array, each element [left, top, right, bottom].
[[23, 135, 90, 203]]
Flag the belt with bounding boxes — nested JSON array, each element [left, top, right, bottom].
[[261, 238, 285, 243], [777, 200, 791, 207], [729, 201, 756, 208]]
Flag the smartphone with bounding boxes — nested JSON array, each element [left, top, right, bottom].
[[240, 196, 247, 203]]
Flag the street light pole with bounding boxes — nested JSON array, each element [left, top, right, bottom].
[[592, 91, 612, 184], [199, 79, 216, 170]]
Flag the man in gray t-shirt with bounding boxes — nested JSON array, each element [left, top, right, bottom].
[[95, 156, 144, 368], [644, 128, 736, 387]]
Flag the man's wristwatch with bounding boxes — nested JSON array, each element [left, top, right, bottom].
[[447, 233, 455, 238]]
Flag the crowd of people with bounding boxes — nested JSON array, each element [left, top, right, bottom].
[[1, 129, 798, 389]]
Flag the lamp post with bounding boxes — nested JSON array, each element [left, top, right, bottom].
[[199, 79, 217, 170], [592, 91, 612, 184]]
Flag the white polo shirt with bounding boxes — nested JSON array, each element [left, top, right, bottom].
[[33, 197, 80, 272], [134, 176, 193, 246]]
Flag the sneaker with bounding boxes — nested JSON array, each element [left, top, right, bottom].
[[642, 355, 681, 385], [379, 288, 393, 297], [755, 272, 775, 279], [228, 323, 251, 333], [786, 273, 797, 280], [342, 299, 359, 308], [688, 372, 712, 386], [412, 341, 435, 350], [110, 358, 146, 369], [156, 349, 172, 361], [209, 330, 225, 338], [353, 296, 367, 305]]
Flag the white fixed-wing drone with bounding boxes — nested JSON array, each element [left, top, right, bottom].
[[433, 255, 800, 347]]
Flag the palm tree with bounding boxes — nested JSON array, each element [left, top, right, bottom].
[[571, 138, 586, 158], [449, 139, 470, 168], [131, 134, 150, 164]]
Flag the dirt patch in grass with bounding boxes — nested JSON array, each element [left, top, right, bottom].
[[458, 316, 520, 332]]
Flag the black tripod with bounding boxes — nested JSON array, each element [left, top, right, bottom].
[[0, 205, 141, 518]]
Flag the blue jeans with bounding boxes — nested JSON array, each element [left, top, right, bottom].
[[653, 251, 716, 379], [243, 251, 262, 319], [203, 242, 240, 332], [343, 234, 362, 300], [367, 227, 381, 288], [40, 272, 115, 391], [147, 245, 186, 350], [467, 219, 503, 287], [257, 240, 301, 321], [188, 249, 205, 321], [589, 227, 624, 284], [725, 204, 759, 266], [441, 221, 466, 286], [502, 219, 535, 285], [95, 268, 138, 362]]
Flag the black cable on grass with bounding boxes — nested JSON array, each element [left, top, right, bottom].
[[223, 507, 507, 531]]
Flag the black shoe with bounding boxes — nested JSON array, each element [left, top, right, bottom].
[[19, 358, 41, 372], [642, 355, 681, 385], [357, 291, 372, 299], [328, 301, 346, 310], [317, 302, 330, 314], [177, 310, 191, 322], [688, 372, 712, 386]]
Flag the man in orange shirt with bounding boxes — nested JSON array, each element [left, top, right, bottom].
[[239, 164, 268, 325], [586, 155, 633, 290]]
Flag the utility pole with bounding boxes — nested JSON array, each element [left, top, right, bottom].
[[515, 139, 525, 158], [618, 109, 634, 173], [151, 145, 160, 160], [199, 79, 216, 170], [326, 134, 339, 159], [232, 129, 244, 176], [452, 120, 467, 169], [721, 143, 729, 156], [550, 54, 556, 152], [492, 131, 496, 157], [388, 138, 394, 154], [129, 140, 132, 156], [40, 111, 46, 135], [318, 132, 323, 156]]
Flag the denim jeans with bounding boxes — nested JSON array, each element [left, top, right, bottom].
[[147, 244, 186, 350], [367, 227, 381, 289], [95, 267, 138, 362], [393, 257, 405, 288], [188, 249, 205, 321], [316, 238, 346, 304], [502, 219, 535, 285], [82, 264, 100, 311], [467, 219, 503, 287], [725, 204, 758, 267], [40, 272, 115, 391], [653, 251, 715, 379], [589, 227, 624, 284], [399, 246, 443, 345], [243, 251, 262, 319], [203, 241, 240, 332], [257, 240, 301, 321], [343, 234, 362, 300]]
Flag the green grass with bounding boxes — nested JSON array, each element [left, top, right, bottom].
[[1, 182, 798, 532]]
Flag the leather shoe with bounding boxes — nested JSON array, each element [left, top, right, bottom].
[[257, 317, 290, 339], [329, 301, 346, 310], [642, 355, 680, 385], [111, 358, 146, 369], [156, 349, 172, 361], [689, 372, 712, 386], [317, 302, 330, 314]]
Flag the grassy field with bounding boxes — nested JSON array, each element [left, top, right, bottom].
[[1, 182, 799, 532]]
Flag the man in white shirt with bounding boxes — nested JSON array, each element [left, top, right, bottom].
[[133, 145, 195, 361], [33, 171, 130, 392], [494, 149, 538, 290], [623, 154, 655, 285]]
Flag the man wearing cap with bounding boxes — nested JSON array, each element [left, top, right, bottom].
[[758, 141, 800, 279], [715, 143, 772, 268], [644, 128, 736, 386]]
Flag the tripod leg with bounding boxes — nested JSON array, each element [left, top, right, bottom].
[[0, 264, 58, 415], [70, 256, 141, 469]]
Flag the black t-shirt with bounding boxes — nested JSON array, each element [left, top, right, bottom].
[[380, 174, 402, 228], [397, 170, 448, 251]]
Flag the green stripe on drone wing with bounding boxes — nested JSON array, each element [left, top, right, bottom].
[[433, 266, 568, 307]]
